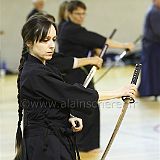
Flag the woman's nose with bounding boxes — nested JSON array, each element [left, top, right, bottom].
[[49, 39, 55, 48]]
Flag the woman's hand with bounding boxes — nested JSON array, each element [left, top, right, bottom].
[[90, 56, 103, 69], [123, 42, 135, 51], [117, 84, 137, 99], [69, 117, 83, 132]]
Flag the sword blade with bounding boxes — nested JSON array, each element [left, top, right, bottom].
[[101, 99, 130, 160]]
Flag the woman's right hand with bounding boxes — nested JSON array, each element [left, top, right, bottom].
[[69, 117, 83, 132], [123, 42, 135, 51], [90, 56, 103, 69]]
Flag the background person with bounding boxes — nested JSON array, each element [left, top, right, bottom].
[[138, 0, 160, 100], [58, 0, 135, 152]]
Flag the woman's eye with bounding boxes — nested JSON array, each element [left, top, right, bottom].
[[43, 39, 49, 42], [52, 38, 56, 42]]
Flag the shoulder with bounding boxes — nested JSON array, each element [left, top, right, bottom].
[[24, 62, 63, 82], [147, 5, 160, 23], [62, 21, 85, 33], [150, 5, 160, 15], [22, 62, 45, 78]]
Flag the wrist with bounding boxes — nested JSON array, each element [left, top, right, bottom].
[[123, 43, 128, 49], [89, 57, 94, 65], [113, 89, 122, 98]]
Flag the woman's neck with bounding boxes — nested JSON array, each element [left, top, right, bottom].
[[30, 53, 46, 65]]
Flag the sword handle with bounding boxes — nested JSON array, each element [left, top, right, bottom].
[[125, 35, 142, 52], [75, 120, 80, 128], [109, 28, 117, 39], [99, 28, 117, 58], [122, 64, 142, 103]]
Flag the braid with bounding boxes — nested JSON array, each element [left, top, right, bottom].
[[22, 44, 28, 56], [14, 14, 57, 160], [14, 53, 27, 160]]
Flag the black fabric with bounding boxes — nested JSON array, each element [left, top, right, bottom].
[[20, 54, 99, 159], [23, 126, 76, 160], [58, 21, 106, 58], [21, 55, 98, 110], [48, 52, 74, 73], [73, 106, 100, 151], [24, 133, 75, 160], [58, 21, 106, 151], [58, 20, 106, 86], [58, 20, 67, 35]]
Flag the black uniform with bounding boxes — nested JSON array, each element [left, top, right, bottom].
[[21, 54, 99, 160], [58, 21, 106, 151], [49, 52, 74, 73], [58, 20, 67, 35]]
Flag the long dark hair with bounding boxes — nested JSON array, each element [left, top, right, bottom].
[[14, 15, 57, 160]]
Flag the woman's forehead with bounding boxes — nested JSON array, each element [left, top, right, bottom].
[[47, 25, 57, 37]]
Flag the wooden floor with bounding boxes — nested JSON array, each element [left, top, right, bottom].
[[0, 66, 160, 160]]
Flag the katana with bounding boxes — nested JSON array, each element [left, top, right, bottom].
[[83, 29, 117, 88], [95, 35, 142, 84], [100, 63, 142, 160], [77, 29, 117, 160]]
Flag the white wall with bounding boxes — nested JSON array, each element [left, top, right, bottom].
[[0, 0, 151, 71]]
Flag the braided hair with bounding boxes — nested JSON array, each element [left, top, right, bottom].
[[14, 14, 57, 160], [14, 52, 28, 160]]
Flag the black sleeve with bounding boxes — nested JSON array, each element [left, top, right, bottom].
[[24, 68, 99, 113], [47, 52, 74, 73], [64, 26, 106, 50]]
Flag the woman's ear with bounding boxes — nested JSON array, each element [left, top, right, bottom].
[[26, 41, 33, 48]]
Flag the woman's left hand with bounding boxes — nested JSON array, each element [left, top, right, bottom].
[[69, 117, 83, 132], [118, 84, 137, 99]]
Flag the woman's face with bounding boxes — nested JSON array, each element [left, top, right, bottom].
[[29, 25, 56, 64], [69, 7, 86, 25]]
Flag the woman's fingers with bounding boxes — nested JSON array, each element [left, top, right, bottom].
[[69, 117, 83, 132], [120, 84, 137, 98]]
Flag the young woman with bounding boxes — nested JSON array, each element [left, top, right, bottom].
[[14, 15, 136, 160], [58, 0, 135, 152]]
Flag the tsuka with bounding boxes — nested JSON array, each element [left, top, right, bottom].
[[99, 44, 108, 58], [109, 28, 117, 39], [75, 120, 80, 127], [99, 28, 117, 58], [131, 64, 142, 85], [122, 64, 142, 103]]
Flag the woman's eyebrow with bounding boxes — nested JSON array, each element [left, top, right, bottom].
[[46, 35, 57, 39], [46, 36, 51, 39], [53, 36, 57, 39]]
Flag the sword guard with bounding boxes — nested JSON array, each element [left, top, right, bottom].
[[125, 48, 130, 52], [122, 96, 135, 103]]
